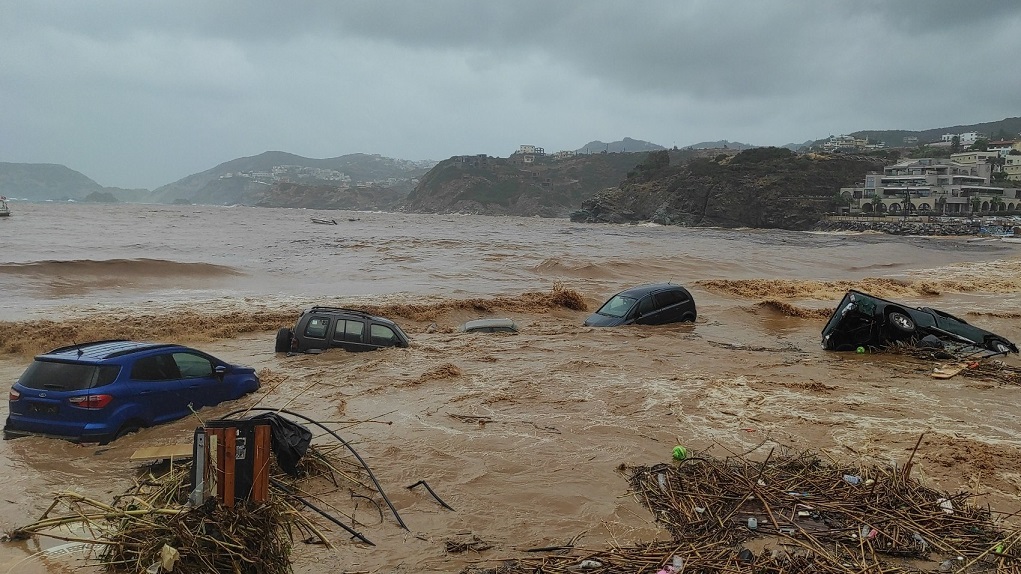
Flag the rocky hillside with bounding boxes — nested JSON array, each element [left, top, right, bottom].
[[152, 151, 434, 206], [402, 151, 700, 217], [254, 181, 410, 211], [0, 162, 104, 201], [571, 148, 888, 230]]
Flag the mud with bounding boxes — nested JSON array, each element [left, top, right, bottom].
[[1, 204, 1021, 573]]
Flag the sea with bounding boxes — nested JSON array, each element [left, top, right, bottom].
[[1, 201, 1021, 572]]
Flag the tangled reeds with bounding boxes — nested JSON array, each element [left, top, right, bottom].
[[3, 440, 386, 574], [464, 445, 1021, 574]]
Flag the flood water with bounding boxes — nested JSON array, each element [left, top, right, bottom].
[[2, 202, 1021, 573]]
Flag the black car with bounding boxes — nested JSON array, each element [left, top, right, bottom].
[[584, 283, 697, 327], [821, 290, 1017, 354], [275, 307, 411, 353]]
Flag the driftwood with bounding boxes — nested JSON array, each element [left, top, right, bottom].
[[463, 446, 1021, 574], [3, 444, 384, 573]]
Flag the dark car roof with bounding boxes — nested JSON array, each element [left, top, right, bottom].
[[305, 306, 402, 326], [39, 340, 177, 362], [615, 283, 689, 298]]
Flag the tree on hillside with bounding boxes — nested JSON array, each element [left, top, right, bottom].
[[969, 138, 989, 152], [626, 150, 670, 183], [951, 136, 962, 153]]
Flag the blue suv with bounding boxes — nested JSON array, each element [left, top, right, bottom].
[[4, 340, 260, 444]]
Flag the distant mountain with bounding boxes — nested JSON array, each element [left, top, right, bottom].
[[816, 117, 1021, 148], [0, 162, 104, 201], [151, 151, 437, 206], [684, 140, 756, 150], [577, 137, 665, 154], [783, 140, 816, 151]]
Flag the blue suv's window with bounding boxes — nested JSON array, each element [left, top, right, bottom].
[[18, 360, 120, 391], [130, 355, 181, 381], [173, 352, 214, 378]]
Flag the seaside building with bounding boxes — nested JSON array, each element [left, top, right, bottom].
[[941, 132, 982, 147], [840, 158, 1019, 215], [822, 134, 870, 152], [1006, 155, 1021, 182]]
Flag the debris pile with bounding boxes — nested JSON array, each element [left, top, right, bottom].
[[465, 446, 1021, 574], [3, 431, 394, 573]]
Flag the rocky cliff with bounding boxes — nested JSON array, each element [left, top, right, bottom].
[[402, 152, 694, 217], [254, 181, 410, 211], [571, 148, 888, 230]]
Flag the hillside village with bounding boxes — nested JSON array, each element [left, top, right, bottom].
[[819, 131, 1021, 223]]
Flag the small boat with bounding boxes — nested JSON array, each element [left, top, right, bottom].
[[310, 217, 337, 225], [0, 196, 10, 217]]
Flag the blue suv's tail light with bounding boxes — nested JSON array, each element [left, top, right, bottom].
[[68, 394, 113, 409], [9, 389, 19, 401]]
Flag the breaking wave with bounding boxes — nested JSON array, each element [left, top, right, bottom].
[[0, 258, 242, 279], [697, 259, 1021, 301], [755, 300, 832, 320], [0, 286, 588, 357]]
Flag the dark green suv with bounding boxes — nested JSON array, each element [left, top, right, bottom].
[[275, 307, 411, 353], [821, 290, 1017, 354]]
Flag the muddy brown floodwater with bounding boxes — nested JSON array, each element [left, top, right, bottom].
[[1, 203, 1021, 572]]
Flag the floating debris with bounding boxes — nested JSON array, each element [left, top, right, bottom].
[[463, 445, 1021, 574]]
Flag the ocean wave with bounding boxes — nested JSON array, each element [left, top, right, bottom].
[[696, 263, 1021, 300], [0, 258, 242, 279], [0, 286, 588, 356], [532, 257, 618, 279]]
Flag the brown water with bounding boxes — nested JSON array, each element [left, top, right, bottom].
[[2, 203, 1021, 572]]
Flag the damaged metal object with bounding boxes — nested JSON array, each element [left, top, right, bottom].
[[821, 290, 1017, 354]]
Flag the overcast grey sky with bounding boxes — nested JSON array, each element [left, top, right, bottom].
[[2, 1, 1019, 190]]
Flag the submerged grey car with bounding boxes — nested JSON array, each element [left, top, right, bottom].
[[584, 283, 697, 327]]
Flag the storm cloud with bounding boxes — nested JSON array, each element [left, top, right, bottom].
[[2, 0, 1019, 189]]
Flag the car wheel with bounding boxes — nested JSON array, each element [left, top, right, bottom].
[[100, 422, 141, 444], [275, 328, 293, 352], [887, 311, 916, 333], [989, 339, 1012, 353]]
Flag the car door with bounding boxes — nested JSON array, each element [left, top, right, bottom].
[[169, 351, 223, 406], [633, 295, 660, 325], [331, 319, 366, 351], [301, 316, 332, 351], [368, 323, 401, 348], [129, 353, 191, 424], [653, 289, 692, 323]]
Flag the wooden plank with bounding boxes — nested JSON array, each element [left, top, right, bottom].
[[932, 363, 967, 379], [129, 444, 193, 461], [222, 429, 236, 507], [253, 424, 271, 502]]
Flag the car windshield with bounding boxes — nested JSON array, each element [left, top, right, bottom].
[[17, 360, 121, 391], [597, 295, 638, 318]]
